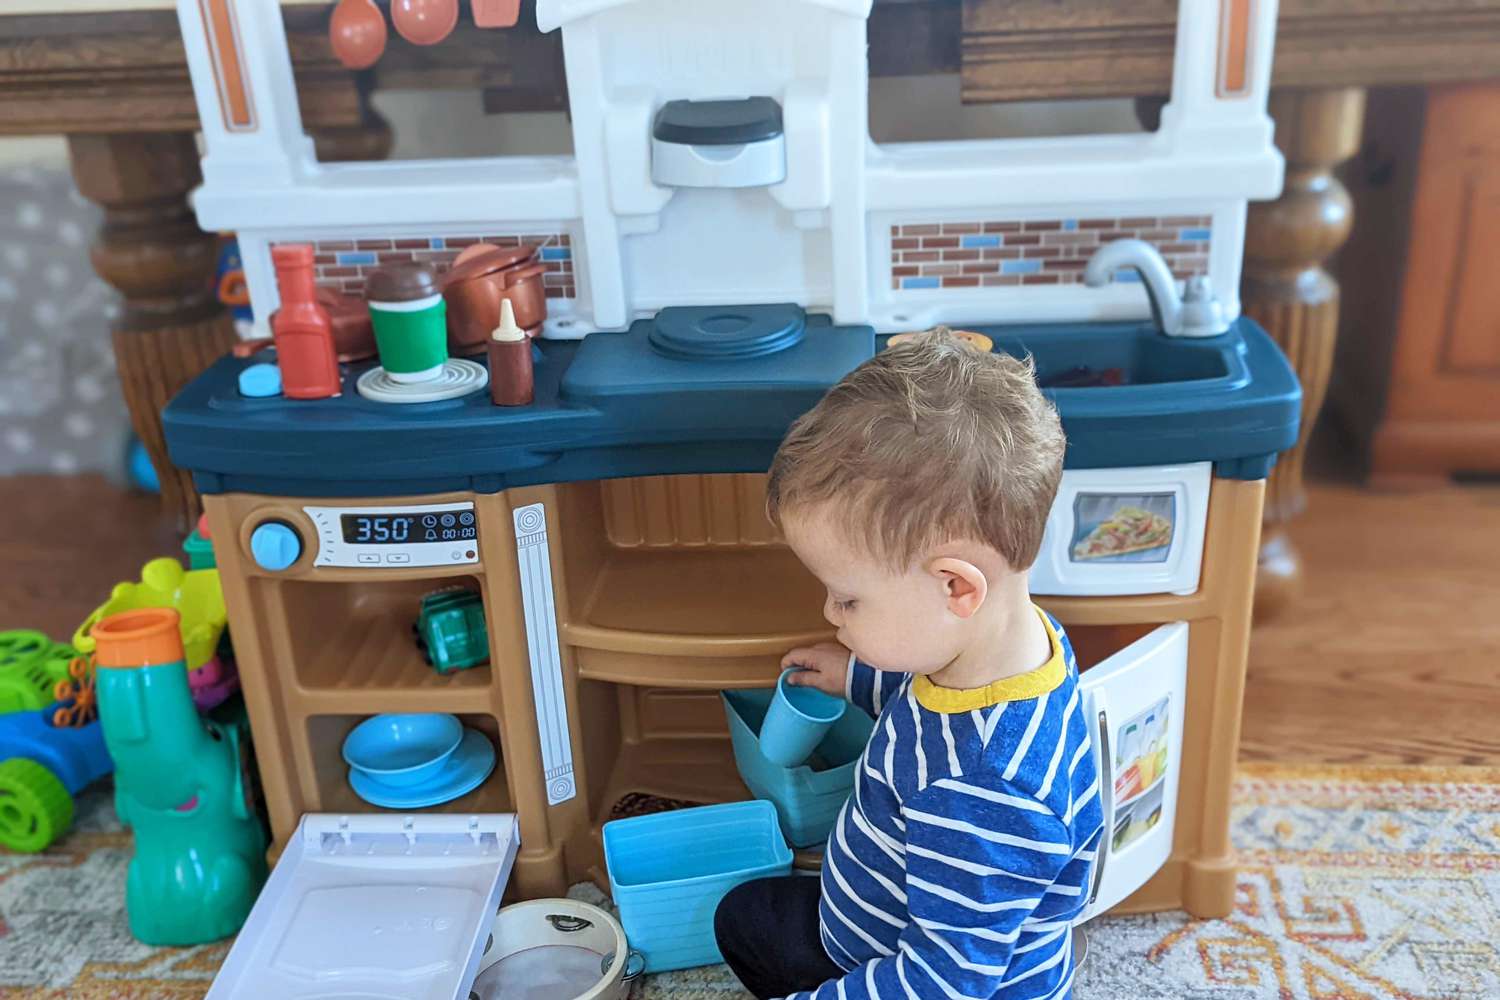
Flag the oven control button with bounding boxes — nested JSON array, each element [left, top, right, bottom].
[[250, 521, 302, 572], [357, 553, 381, 565], [386, 553, 411, 564]]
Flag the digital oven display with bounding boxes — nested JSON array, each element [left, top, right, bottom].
[[340, 511, 478, 545]]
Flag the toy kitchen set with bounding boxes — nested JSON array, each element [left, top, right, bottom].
[[166, 0, 1297, 994]]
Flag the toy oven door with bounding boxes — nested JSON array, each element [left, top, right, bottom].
[[1031, 464, 1211, 598], [1074, 621, 1188, 921]]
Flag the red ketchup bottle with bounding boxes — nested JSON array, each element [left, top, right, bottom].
[[270, 244, 341, 399]]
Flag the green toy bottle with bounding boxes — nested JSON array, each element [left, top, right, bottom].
[[92, 608, 267, 946]]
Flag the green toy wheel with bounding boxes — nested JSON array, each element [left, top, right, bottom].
[[0, 758, 74, 853]]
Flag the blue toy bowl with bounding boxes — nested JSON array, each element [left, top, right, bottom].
[[758, 668, 847, 767], [341, 713, 463, 788]]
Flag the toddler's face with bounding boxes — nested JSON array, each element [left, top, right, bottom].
[[782, 507, 970, 675]]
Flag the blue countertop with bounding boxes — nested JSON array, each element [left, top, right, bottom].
[[163, 307, 1300, 497]]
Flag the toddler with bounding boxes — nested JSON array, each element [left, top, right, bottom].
[[713, 331, 1103, 1000]]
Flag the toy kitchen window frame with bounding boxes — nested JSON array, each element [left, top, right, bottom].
[[174, 0, 1283, 339]]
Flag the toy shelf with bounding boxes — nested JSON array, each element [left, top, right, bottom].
[[304, 713, 512, 816], [279, 575, 494, 712], [596, 734, 747, 813], [566, 546, 831, 653], [550, 476, 835, 686]]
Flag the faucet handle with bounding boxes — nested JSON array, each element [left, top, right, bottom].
[[1176, 275, 1230, 338]]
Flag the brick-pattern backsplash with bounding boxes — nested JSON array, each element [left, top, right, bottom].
[[274, 233, 576, 299], [890, 216, 1212, 290]]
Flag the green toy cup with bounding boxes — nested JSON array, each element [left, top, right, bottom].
[[369, 295, 448, 383], [366, 264, 448, 383]]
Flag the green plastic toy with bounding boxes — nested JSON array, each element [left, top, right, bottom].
[[0, 632, 77, 715], [414, 588, 490, 674], [93, 607, 267, 947], [74, 557, 227, 672], [184, 513, 217, 570]]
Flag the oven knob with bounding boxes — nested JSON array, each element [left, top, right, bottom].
[[250, 521, 302, 572]]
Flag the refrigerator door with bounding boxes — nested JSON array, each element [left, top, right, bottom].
[[1077, 622, 1189, 921]]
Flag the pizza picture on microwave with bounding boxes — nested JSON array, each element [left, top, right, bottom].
[[1071, 503, 1174, 561]]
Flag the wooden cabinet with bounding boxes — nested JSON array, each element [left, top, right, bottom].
[[1337, 84, 1500, 487]]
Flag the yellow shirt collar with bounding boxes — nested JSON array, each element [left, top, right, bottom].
[[912, 608, 1066, 714]]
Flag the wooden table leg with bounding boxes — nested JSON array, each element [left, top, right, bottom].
[[67, 132, 235, 534], [1243, 87, 1366, 619]]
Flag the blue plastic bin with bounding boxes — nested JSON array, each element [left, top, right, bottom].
[[723, 689, 875, 848], [603, 799, 792, 972]]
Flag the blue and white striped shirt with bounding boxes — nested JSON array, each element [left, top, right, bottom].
[[788, 609, 1103, 1000]]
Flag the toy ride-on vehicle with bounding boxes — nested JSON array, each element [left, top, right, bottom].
[[0, 705, 111, 852]]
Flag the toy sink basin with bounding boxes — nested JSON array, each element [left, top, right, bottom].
[[986, 322, 1237, 387], [73, 558, 226, 671], [921, 319, 1301, 478]]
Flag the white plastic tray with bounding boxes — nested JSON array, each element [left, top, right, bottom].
[[206, 813, 519, 1000]]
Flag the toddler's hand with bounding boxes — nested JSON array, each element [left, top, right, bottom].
[[780, 643, 851, 698]]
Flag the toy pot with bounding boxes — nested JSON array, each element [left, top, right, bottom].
[[758, 668, 846, 768], [500, 262, 550, 332], [92, 608, 267, 946], [473, 899, 643, 1000], [441, 243, 539, 354], [317, 287, 378, 361]]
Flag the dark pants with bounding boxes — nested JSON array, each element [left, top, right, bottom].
[[715, 875, 845, 998]]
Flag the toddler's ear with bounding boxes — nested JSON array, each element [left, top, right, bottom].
[[928, 557, 987, 619]]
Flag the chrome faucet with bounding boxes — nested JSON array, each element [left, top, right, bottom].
[[1083, 238, 1230, 338]]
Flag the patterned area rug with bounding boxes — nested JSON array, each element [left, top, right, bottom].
[[0, 764, 1495, 999]]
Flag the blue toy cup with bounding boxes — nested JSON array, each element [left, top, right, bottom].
[[758, 668, 847, 767]]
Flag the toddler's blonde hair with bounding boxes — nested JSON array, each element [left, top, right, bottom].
[[767, 329, 1065, 572]]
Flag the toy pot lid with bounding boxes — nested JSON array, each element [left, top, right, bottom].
[[442, 244, 538, 289], [502, 262, 549, 287]]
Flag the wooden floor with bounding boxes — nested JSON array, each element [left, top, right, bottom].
[[1239, 481, 1500, 765], [2, 474, 1498, 765], [0, 475, 182, 641]]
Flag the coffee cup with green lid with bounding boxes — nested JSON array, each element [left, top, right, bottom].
[[366, 263, 448, 383]]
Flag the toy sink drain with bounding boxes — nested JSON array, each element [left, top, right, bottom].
[[206, 814, 518, 1000]]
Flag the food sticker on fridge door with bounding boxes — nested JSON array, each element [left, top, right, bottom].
[[1112, 779, 1165, 853], [1070, 493, 1175, 563], [1111, 696, 1170, 851]]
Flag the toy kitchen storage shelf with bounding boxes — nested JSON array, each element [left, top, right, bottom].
[[168, 0, 1297, 931]]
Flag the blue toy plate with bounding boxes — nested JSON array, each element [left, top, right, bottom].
[[347, 727, 496, 809]]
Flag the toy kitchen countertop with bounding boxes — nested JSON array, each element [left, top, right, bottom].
[[162, 304, 1299, 498]]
